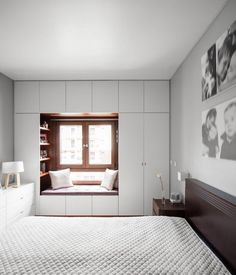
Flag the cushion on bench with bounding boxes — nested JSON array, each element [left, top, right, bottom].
[[41, 185, 118, 196]]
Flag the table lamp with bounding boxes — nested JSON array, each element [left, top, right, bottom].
[[156, 173, 165, 205], [2, 161, 24, 188]]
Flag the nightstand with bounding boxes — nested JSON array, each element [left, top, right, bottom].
[[153, 199, 185, 217]]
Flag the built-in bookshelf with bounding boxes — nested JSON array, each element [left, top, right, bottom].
[[40, 122, 50, 178]]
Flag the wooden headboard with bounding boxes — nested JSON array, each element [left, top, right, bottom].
[[185, 178, 236, 274]]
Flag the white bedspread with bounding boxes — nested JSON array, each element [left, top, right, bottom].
[[0, 216, 229, 274]]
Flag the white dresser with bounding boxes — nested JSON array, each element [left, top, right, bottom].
[[0, 183, 34, 231]]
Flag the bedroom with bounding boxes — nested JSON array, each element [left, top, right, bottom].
[[0, 0, 236, 274]]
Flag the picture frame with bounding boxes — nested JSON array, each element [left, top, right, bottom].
[[40, 134, 48, 144]]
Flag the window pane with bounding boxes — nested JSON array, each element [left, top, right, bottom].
[[89, 125, 112, 164], [60, 125, 83, 164]]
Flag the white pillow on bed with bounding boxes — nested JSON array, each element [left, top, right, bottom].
[[49, 169, 73, 190], [101, 169, 118, 190]]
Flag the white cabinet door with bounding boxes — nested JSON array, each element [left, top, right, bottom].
[[92, 81, 118, 112], [92, 196, 118, 216], [66, 196, 92, 215], [66, 81, 92, 112], [144, 113, 169, 215], [40, 81, 66, 113], [119, 113, 144, 215], [14, 114, 40, 213], [39, 196, 65, 215], [144, 81, 169, 112], [119, 81, 143, 112], [15, 81, 40, 113]]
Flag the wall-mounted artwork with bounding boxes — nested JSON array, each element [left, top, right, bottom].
[[202, 97, 236, 161], [201, 44, 217, 101], [216, 20, 236, 92], [202, 19, 236, 101]]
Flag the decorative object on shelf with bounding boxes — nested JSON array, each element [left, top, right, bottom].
[[42, 121, 49, 129], [170, 192, 182, 204], [2, 161, 24, 188], [40, 133, 48, 143], [40, 162, 46, 174], [40, 150, 48, 159], [156, 173, 165, 205]]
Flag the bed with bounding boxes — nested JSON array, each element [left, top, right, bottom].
[[0, 179, 234, 275]]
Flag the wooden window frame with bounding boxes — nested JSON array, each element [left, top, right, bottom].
[[56, 120, 118, 172]]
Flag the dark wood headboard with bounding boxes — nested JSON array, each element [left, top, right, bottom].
[[185, 178, 236, 274]]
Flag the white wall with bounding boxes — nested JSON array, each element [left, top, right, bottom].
[[0, 73, 14, 182], [171, 0, 236, 197]]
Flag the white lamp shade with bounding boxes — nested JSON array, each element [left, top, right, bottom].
[[2, 161, 24, 174]]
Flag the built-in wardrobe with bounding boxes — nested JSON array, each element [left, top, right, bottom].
[[14, 80, 169, 216]]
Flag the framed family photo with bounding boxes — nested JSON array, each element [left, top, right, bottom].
[[202, 96, 236, 161], [216, 20, 236, 93], [202, 19, 236, 101], [201, 44, 217, 101]]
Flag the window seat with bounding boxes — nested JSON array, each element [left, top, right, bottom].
[[41, 185, 118, 196]]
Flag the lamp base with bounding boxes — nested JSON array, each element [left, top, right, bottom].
[[4, 173, 21, 188], [4, 174, 10, 189]]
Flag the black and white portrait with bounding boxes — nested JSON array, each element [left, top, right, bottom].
[[216, 20, 236, 92], [202, 97, 236, 161], [201, 44, 217, 101]]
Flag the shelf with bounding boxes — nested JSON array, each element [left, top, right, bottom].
[[40, 127, 50, 131], [40, 158, 50, 162], [40, 143, 50, 146], [40, 172, 49, 178]]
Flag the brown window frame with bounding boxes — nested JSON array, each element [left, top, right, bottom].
[[56, 120, 118, 172]]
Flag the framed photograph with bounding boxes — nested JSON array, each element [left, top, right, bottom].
[[40, 133, 48, 143], [202, 97, 236, 161], [216, 19, 236, 92], [201, 44, 217, 101]]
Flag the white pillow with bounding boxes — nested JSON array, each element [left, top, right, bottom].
[[101, 169, 118, 190], [49, 169, 73, 190]]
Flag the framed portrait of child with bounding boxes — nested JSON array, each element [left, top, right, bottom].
[[216, 19, 236, 93], [202, 96, 236, 161]]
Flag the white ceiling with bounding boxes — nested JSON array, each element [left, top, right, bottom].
[[0, 0, 227, 80]]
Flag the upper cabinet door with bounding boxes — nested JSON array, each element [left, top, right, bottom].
[[40, 81, 66, 113], [144, 81, 169, 112], [92, 81, 118, 112], [15, 81, 39, 113], [119, 81, 143, 112], [66, 81, 92, 112]]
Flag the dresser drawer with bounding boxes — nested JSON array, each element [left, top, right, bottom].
[[0, 191, 7, 210], [40, 195, 65, 216], [7, 188, 24, 205], [7, 200, 25, 223], [92, 196, 118, 216], [0, 207, 6, 231], [66, 196, 92, 215]]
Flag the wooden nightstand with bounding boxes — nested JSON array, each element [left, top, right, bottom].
[[153, 199, 185, 218]]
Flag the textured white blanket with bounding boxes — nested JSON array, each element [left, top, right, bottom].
[[0, 216, 229, 274]]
